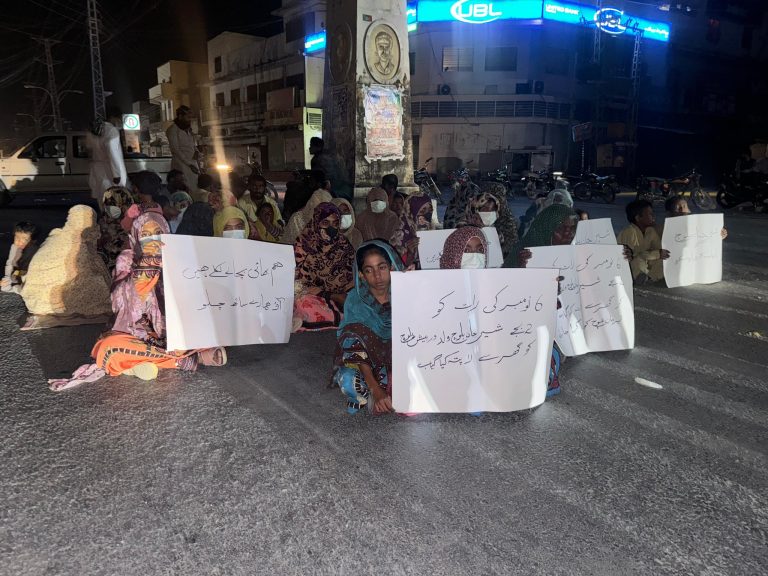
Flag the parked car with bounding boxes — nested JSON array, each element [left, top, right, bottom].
[[0, 132, 171, 205]]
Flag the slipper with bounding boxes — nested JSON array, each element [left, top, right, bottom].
[[123, 362, 159, 381], [198, 347, 227, 367]]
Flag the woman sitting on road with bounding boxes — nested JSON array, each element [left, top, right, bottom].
[[333, 240, 404, 415], [354, 187, 402, 245], [391, 194, 436, 268], [280, 188, 333, 245], [213, 206, 250, 239], [518, 188, 574, 240], [439, 226, 488, 270], [176, 201, 214, 237], [459, 188, 518, 260], [656, 195, 728, 240], [331, 197, 363, 250], [98, 186, 134, 269], [503, 204, 579, 269], [48, 212, 226, 390], [251, 202, 283, 243], [292, 202, 355, 332]]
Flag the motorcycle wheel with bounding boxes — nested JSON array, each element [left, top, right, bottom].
[[716, 186, 740, 209], [691, 186, 716, 210], [602, 183, 617, 204], [573, 182, 590, 201]]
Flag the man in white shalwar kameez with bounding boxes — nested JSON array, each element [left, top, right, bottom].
[[86, 110, 127, 207], [166, 105, 199, 191]]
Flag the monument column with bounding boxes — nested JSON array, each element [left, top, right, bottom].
[[322, 0, 414, 202]]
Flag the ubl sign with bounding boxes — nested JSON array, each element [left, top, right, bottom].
[[450, 0, 503, 24]]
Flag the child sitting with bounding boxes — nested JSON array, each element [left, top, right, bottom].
[[617, 200, 669, 284], [1, 222, 38, 294]]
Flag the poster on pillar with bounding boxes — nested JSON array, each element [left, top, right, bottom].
[[363, 85, 405, 162]]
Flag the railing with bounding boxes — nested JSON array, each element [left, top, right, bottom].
[[411, 97, 571, 121]]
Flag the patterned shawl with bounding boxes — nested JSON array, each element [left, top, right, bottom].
[[294, 202, 355, 294], [331, 197, 363, 250], [281, 189, 333, 245], [439, 226, 488, 269], [354, 188, 402, 242], [99, 186, 134, 268], [443, 183, 476, 229], [461, 188, 519, 258], [213, 206, 250, 238]]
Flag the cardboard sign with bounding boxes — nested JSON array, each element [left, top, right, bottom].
[[573, 218, 617, 245], [391, 269, 558, 413], [662, 214, 724, 288], [161, 235, 295, 351], [417, 227, 503, 269], [528, 244, 634, 357]]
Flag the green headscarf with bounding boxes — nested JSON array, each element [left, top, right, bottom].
[[502, 204, 576, 267]]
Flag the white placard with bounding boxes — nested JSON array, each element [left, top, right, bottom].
[[527, 245, 635, 357], [661, 214, 723, 288], [391, 269, 558, 413], [573, 218, 617, 245], [417, 227, 503, 269], [161, 235, 295, 351]]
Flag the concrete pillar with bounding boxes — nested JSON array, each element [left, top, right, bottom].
[[322, 0, 414, 202]]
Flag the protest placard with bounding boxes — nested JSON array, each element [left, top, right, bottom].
[[527, 244, 634, 357], [417, 227, 503, 269], [161, 235, 295, 351], [661, 214, 724, 288], [391, 269, 558, 413], [573, 218, 617, 245]]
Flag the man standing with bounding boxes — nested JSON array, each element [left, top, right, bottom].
[[166, 105, 199, 192], [86, 108, 127, 206]]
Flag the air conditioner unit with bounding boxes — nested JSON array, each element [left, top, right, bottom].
[[515, 82, 532, 95], [534, 80, 545, 94], [438, 83, 452, 96]]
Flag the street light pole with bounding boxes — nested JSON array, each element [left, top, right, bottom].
[[42, 39, 61, 132]]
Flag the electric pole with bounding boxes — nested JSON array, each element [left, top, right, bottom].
[[42, 39, 62, 131], [87, 0, 106, 121]]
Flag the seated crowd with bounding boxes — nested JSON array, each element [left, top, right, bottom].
[[2, 167, 721, 411]]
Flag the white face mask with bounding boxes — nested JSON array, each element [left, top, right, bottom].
[[222, 229, 246, 240], [139, 234, 162, 246], [105, 205, 122, 220], [479, 211, 498, 226], [371, 200, 387, 213], [340, 214, 353, 230], [461, 252, 486, 270]]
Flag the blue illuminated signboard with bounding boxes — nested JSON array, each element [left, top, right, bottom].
[[543, 1, 670, 42], [407, 3, 418, 31], [304, 31, 326, 54], [418, 0, 544, 24]]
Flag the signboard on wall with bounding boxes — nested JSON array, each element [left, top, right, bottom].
[[543, 1, 670, 42], [363, 85, 405, 162], [417, 0, 544, 23]]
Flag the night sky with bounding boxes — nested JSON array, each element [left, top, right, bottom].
[[0, 0, 281, 138]]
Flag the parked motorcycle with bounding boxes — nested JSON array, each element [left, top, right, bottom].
[[717, 171, 768, 210], [414, 157, 442, 203], [483, 163, 521, 199], [636, 168, 714, 210], [521, 170, 569, 199], [572, 172, 618, 203], [449, 161, 481, 198]]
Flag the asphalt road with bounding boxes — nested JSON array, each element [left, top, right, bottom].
[[1, 194, 767, 575]]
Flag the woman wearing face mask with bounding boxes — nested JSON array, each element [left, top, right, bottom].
[[439, 226, 488, 270], [213, 206, 250, 240], [49, 212, 227, 391], [292, 203, 355, 332], [333, 240, 404, 415], [280, 188, 333, 245], [99, 186, 134, 269], [354, 187, 402, 245], [460, 189, 519, 260], [331, 197, 363, 250]]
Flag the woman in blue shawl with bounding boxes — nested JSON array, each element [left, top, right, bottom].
[[332, 240, 404, 414]]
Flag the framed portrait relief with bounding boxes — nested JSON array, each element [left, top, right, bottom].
[[364, 22, 400, 84]]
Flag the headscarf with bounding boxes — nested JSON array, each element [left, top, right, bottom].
[[281, 189, 333, 245], [390, 194, 433, 265], [439, 226, 488, 269], [462, 189, 519, 258], [521, 204, 576, 248], [213, 206, 250, 238], [338, 240, 404, 340], [354, 188, 402, 242], [251, 202, 283, 243], [99, 186, 134, 268], [171, 190, 193, 210], [176, 201, 214, 237], [120, 201, 163, 233], [294, 203, 355, 294], [331, 197, 363, 250], [541, 188, 573, 211], [443, 182, 478, 229], [102, 186, 134, 212]]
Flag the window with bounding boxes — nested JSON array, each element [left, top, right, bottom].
[[214, 56, 222, 74], [73, 136, 90, 158], [215, 92, 225, 107], [442, 47, 473, 72], [231, 88, 241, 105], [259, 79, 284, 104], [19, 136, 66, 159], [285, 13, 314, 42], [246, 84, 258, 102], [286, 73, 304, 89], [544, 47, 569, 76], [485, 47, 517, 72]]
